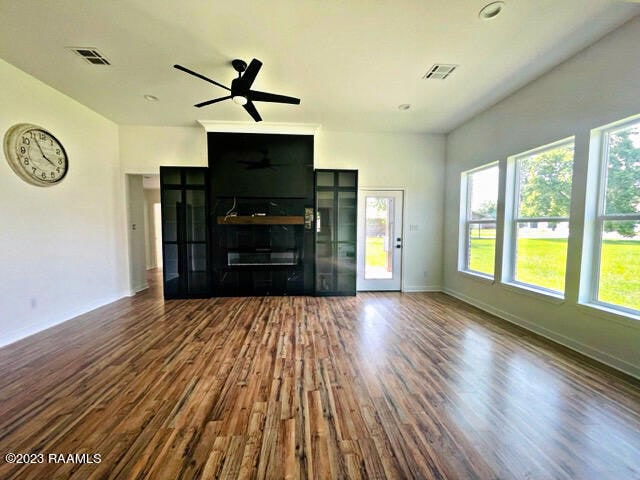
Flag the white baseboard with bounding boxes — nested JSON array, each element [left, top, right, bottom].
[[402, 284, 442, 293], [0, 292, 127, 349], [443, 287, 640, 380], [129, 282, 149, 296]]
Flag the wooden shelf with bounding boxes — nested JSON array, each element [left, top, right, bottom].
[[217, 215, 305, 225]]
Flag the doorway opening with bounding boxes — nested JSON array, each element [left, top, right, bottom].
[[126, 173, 161, 295]]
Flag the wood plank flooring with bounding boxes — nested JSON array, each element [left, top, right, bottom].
[[1, 271, 639, 479]]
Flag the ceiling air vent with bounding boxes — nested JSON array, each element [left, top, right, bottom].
[[67, 47, 111, 65], [423, 64, 457, 80]]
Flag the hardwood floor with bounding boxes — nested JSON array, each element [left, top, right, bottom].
[[1, 271, 639, 479]]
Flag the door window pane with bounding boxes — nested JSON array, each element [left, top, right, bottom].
[[364, 196, 393, 279]]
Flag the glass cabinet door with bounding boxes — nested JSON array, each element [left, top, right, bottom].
[[160, 167, 210, 298], [315, 170, 357, 295], [315, 190, 335, 293], [338, 191, 356, 243], [185, 190, 206, 242], [161, 189, 181, 242]]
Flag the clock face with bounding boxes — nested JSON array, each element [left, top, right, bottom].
[[3, 123, 68, 186]]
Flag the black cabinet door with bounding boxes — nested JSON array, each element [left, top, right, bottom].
[[315, 169, 357, 295], [160, 167, 210, 298]]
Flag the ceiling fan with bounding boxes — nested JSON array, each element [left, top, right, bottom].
[[173, 58, 300, 122]]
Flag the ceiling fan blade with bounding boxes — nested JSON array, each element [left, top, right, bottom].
[[194, 95, 232, 108], [174, 64, 231, 91], [240, 59, 262, 88], [249, 90, 300, 105], [243, 101, 262, 122]]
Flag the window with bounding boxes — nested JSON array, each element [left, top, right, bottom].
[[505, 140, 575, 295], [592, 120, 640, 314], [460, 163, 499, 277]]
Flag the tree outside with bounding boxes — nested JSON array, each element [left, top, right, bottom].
[[605, 127, 640, 237]]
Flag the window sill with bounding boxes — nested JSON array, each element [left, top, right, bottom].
[[458, 270, 494, 285], [500, 281, 565, 304], [577, 302, 640, 330]]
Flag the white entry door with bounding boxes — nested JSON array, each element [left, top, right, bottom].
[[357, 190, 403, 291]]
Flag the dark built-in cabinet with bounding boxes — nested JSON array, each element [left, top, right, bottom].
[[207, 133, 315, 297], [159, 135, 358, 298], [315, 169, 358, 296], [210, 197, 312, 296], [160, 167, 210, 298]]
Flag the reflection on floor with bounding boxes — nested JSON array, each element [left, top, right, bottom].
[[0, 269, 638, 478]]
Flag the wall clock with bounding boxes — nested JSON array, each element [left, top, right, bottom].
[[3, 123, 68, 186]]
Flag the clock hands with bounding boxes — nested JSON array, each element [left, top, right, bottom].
[[33, 137, 56, 167]]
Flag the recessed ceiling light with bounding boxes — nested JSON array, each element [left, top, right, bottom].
[[398, 104, 411, 111], [479, 1, 505, 20], [144, 94, 159, 102]]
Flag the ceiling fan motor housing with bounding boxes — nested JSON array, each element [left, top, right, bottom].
[[231, 77, 248, 96]]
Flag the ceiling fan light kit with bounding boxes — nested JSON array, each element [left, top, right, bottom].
[[173, 58, 300, 122], [232, 95, 248, 105]]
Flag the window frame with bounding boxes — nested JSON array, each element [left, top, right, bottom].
[[458, 162, 499, 279], [503, 137, 575, 297], [588, 118, 640, 316]]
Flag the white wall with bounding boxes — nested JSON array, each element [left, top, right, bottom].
[[119, 125, 207, 174], [119, 126, 446, 292], [444, 16, 640, 378], [315, 131, 445, 291], [144, 188, 161, 269], [127, 175, 147, 293], [0, 58, 128, 347]]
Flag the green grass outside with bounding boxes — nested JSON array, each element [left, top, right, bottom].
[[468, 238, 496, 276], [514, 238, 568, 292], [469, 238, 640, 311], [366, 237, 388, 268], [599, 240, 640, 310]]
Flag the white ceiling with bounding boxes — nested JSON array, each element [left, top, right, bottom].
[[0, 1, 638, 133]]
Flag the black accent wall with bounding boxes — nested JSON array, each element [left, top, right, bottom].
[[208, 133, 313, 198], [208, 133, 315, 296]]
